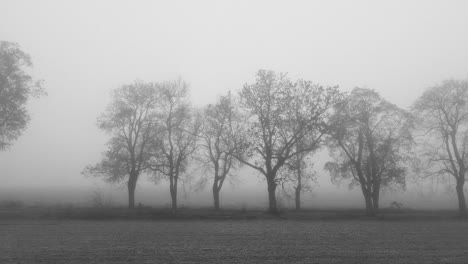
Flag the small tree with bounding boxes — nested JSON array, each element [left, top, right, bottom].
[[197, 92, 240, 210], [278, 143, 317, 210], [232, 70, 342, 214], [0, 41, 44, 150], [325, 88, 412, 216], [83, 81, 158, 209], [412, 80, 468, 217], [149, 79, 200, 213]]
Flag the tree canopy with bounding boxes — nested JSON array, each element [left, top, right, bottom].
[[412, 79, 468, 216], [149, 79, 200, 213], [0, 41, 44, 150], [325, 88, 412, 216], [234, 70, 342, 213], [197, 92, 241, 210], [83, 81, 159, 208]]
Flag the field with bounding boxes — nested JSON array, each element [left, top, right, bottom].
[[1, 215, 468, 263]]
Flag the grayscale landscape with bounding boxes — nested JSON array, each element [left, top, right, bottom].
[[1, 0, 468, 263]]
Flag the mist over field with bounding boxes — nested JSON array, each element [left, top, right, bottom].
[[0, 162, 459, 210], [4, 3, 468, 263], [1, 0, 468, 214]]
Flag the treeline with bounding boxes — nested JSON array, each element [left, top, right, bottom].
[[1, 41, 467, 217], [82, 71, 468, 217]]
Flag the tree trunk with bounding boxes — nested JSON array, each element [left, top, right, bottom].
[[358, 181, 374, 216], [296, 157, 302, 211], [213, 180, 220, 211], [359, 183, 374, 217], [364, 194, 375, 217], [267, 177, 278, 214], [456, 182, 467, 217], [170, 176, 178, 214], [127, 175, 137, 209], [295, 187, 301, 210], [372, 184, 380, 214], [170, 187, 177, 214], [372, 195, 379, 213]]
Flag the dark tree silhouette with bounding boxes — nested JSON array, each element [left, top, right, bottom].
[[149, 79, 200, 213], [83, 81, 158, 209], [198, 92, 241, 210], [0, 41, 44, 150], [325, 88, 412, 216], [233, 70, 342, 214], [412, 80, 468, 217]]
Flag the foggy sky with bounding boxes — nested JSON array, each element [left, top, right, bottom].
[[1, 0, 468, 208]]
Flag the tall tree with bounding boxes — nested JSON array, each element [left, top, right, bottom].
[[198, 92, 240, 210], [150, 79, 200, 213], [0, 41, 44, 150], [83, 81, 158, 209], [412, 80, 468, 217], [233, 70, 342, 214], [325, 88, 412, 216]]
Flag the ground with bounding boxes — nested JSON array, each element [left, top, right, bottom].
[[1, 218, 467, 263]]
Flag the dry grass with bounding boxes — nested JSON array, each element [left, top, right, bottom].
[[1, 219, 467, 263]]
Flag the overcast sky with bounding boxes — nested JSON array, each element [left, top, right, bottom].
[[1, 0, 468, 207]]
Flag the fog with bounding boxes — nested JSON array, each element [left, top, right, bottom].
[[1, 0, 468, 210]]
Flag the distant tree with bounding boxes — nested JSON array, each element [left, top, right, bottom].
[[0, 41, 44, 150], [149, 79, 200, 213], [197, 92, 241, 210], [412, 80, 468, 217], [232, 70, 342, 214], [325, 88, 412, 216], [82, 81, 158, 209], [278, 142, 317, 210]]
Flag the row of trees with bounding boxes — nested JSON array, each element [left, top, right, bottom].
[[83, 70, 468, 217], [82, 72, 341, 213], [1, 41, 467, 217], [327, 80, 468, 217]]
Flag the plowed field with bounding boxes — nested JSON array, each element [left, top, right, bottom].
[[1, 219, 467, 263]]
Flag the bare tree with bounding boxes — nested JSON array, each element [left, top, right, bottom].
[[412, 80, 468, 217], [278, 143, 317, 210], [150, 79, 200, 213], [325, 88, 412, 216], [197, 92, 240, 210], [0, 41, 45, 150], [82, 81, 158, 209], [232, 70, 342, 214]]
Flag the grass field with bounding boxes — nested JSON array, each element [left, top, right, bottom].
[[1, 217, 467, 263]]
